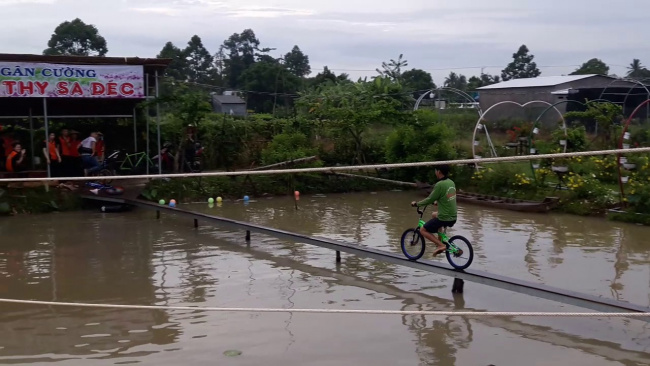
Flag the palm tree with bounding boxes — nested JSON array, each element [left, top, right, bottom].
[[627, 59, 643, 77]]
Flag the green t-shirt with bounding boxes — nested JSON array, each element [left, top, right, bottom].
[[417, 178, 457, 221]]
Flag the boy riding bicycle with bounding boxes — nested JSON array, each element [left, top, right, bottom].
[[411, 164, 458, 257]]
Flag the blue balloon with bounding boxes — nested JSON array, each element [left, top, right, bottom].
[[243, 195, 250, 201]]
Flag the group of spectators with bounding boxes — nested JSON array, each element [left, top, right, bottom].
[[1, 129, 105, 177]]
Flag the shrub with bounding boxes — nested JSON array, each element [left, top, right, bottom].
[[261, 132, 317, 165], [385, 122, 457, 182]]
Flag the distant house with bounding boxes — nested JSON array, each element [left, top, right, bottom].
[[476, 75, 643, 124], [211, 92, 247, 116]]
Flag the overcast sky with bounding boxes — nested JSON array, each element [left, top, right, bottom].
[[1, 0, 648, 83]]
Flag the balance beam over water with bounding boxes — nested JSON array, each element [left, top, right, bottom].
[[82, 194, 650, 320]]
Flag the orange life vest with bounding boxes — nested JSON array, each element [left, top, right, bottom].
[[47, 140, 58, 160], [59, 136, 71, 156], [68, 138, 80, 157], [95, 140, 104, 157], [6, 151, 18, 172]]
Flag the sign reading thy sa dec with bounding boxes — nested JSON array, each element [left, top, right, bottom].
[[0, 62, 145, 98]]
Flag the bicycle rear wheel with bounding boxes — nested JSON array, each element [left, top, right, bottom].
[[400, 228, 425, 261], [445, 235, 474, 270], [97, 169, 114, 185]]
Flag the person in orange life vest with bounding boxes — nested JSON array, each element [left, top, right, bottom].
[[0, 136, 5, 171], [68, 130, 82, 176], [94, 132, 105, 162], [42, 132, 62, 177], [59, 128, 73, 177], [6, 142, 26, 173]]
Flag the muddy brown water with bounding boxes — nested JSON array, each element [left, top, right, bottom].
[[0, 190, 649, 365]]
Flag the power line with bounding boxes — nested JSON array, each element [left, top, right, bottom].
[[323, 64, 584, 73]]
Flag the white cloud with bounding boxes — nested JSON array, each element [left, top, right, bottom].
[[0, 0, 648, 80], [130, 7, 180, 16], [0, 0, 55, 5]]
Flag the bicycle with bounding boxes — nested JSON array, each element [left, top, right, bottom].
[[400, 205, 474, 270], [119, 151, 156, 174]]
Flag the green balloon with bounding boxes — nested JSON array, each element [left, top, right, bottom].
[[159, 199, 165, 205]]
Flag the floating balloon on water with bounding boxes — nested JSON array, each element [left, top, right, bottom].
[[159, 199, 166, 205]]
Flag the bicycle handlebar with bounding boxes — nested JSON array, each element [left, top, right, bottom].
[[414, 205, 427, 217]]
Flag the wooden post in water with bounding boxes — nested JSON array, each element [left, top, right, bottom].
[[156, 210, 160, 219], [452, 278, 464, 293], [245, 230, 251, 242], [336, 251, 341, 263], [194, 219, 198, 228]]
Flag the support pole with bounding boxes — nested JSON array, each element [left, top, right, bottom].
[[336, 251, 341, 263], [145, 73, 150, 175], [42, 98, 50, 178], [245, 230, 251, 242], [194, 218, 198, 228], [133, 108, 137, 152], [28, 108, 34, 169], [156, 210, 160, 219], [155, 70, 162, 175]]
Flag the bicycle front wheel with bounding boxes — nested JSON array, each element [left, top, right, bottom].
[[400, 228, 425, 261], [446, 235, 474, 270]]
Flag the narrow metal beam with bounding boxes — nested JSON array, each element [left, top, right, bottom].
[[80, 194, 650, 319]]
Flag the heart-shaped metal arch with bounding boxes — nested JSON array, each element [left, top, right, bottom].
[[471, 100, 568, 160], [617, 98, 650, 205]]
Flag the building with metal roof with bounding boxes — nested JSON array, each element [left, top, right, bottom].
[[211, 92, 247, 116], [475, 74, 642, 125]]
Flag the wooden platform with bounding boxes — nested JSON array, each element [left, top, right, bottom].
[[0, 170, 47, 179]]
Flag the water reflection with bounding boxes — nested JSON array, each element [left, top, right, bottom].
[[0, 213, 179, 361], [0, 191, 649, 365], [215, 191, 650, 306]]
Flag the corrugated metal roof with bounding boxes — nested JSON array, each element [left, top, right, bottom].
[[212, 95, 246, 104], [477, 74, 606, 90]]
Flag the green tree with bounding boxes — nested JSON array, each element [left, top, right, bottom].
[[157, 42, 187, 81], [565, 101, 623, 147], [156, 82, 212, 171], [284, 45, 311, 78], [309, 66, 337, 87], [238, 61, 301, 113], [221, 29, 272, 88], [376, 54, 408, 81], [467, 73, 500, 90], [297, 77, 410, 164], [444, 72, 468, 91], [306, 66, 352, 88], [183, 35, 215, 85], [43, 18, 108, 56], [501, 45, 541, 81], [402, 69, 436, 97], [626, 59, 650, 79], [570, 58, 609, 75]]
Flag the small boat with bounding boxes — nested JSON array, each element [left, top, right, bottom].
[[415, 181, 558, 213]]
